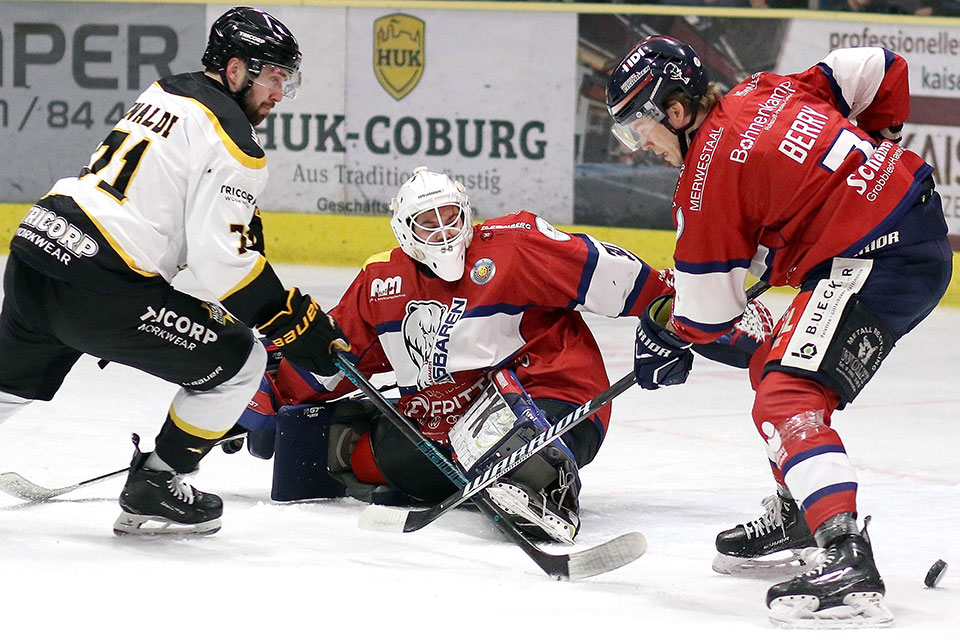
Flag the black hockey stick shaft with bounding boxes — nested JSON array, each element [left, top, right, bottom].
[[334, 354, 637, 579], [745, 279, 772, 300], [334, 355, 466, 489], [0, 432, 247, 502]]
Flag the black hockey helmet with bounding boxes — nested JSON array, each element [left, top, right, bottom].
[[606, 36, 707, 151], [202, 6, 302, 97]]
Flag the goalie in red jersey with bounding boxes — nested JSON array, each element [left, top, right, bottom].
[[237, 166, 771, 545], [607, 36, 951, 626]]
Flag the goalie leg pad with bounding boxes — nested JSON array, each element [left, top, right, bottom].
[[448, 370, 588, 541], [271, 400, 406, 504], [272, 403, 346, 501]]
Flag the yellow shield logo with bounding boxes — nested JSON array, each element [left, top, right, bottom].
[[373, 14, 425, 101]]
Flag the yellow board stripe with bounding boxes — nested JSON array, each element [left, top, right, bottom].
[[1, 204, 957, 307]]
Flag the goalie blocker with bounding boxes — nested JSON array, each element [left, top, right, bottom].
[[236, 368, 603, 542]]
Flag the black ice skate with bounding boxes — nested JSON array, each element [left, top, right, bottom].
[[766, 519, 893, 628], [113, 443, 222, 536], [485, 480, 579, 544], [712, 493, 819, 575]]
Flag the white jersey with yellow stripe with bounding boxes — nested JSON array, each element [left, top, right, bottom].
[[19, 72, 271, 308]]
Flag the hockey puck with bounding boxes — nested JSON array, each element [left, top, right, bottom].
[[924, 559, 948, 588]]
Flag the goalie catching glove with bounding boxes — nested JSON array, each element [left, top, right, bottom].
[[634, 294, 693, 390], [257, 288, 350, 376]]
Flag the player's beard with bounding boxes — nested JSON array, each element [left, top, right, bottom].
[[240, 89, 272, 127]]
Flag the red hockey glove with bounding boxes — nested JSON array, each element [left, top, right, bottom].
[[257, 288, 350, 377], [693, 299, 774, 369], [635, 295, 693, 390]]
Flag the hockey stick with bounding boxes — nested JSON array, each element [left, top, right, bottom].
[[745, 279, 772, 301], [360, 370, 637, 535], [334, 354, 646, 581], [360, 279, 773, 535], [0, 432, 247, 503]]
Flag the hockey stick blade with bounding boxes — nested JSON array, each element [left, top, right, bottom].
[[337, 355, 646, 580], [563, 531, 647, 581], [0, 468, 127, 502], [0, 433, 247, 503], [473, 496, 646, 580]]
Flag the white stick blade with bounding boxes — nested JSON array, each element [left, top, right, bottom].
[[566, 531, 647, 581], [358, 504, 412, 533], [0, 472, 56, 502]]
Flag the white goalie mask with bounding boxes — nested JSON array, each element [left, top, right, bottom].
[[390, 167, 474, 282]]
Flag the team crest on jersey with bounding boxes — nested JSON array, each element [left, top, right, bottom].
[[403, 300, 446, 376], [373, 14, 424, 101], [535, 216, 570, 242], [402, 298, 467, 388], [470, 258, 496, 285]]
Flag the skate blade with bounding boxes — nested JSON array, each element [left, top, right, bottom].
[[712, 547, 823, 576], [113, 512, 221, 537], [768, 592, 894, 629], [486, 483, 576, 545]]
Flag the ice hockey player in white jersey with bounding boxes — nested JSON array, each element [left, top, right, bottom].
[[0, 7, 348, 535]]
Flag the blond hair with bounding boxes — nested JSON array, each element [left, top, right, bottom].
[[664, 82, 724, 117]]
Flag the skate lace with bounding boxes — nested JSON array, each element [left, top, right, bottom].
[[548, 468, 576, 516], [742, 494, 784, 539], [167, 474, 197, 505], [798, 547, 837, 579]]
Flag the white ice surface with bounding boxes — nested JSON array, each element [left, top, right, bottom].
[[1, 259, 957, 638]]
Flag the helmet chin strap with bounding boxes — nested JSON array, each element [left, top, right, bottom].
[[672, 102, 700, 159]]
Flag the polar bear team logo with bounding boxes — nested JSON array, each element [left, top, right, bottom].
[[402, 300, 447, 386], [402, 298, 468, 388]]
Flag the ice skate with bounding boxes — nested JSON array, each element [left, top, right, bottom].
[[114, 446, 223, 536], [713, 493, 819, 575], [766, 520, 893, 628], [486, 480, 579, 544]]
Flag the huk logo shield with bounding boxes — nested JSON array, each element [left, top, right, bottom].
[[373, 14, 425, 100]]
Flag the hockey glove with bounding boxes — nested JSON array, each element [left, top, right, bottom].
[[257, 288, 350, 377], [867, 123, 903, 145], [692, 299, 774, 369], [634, 294, 693, 390]]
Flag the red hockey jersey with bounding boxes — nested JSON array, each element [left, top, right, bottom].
[[670, 47, 933, 343], [276, 210, 671, 441]]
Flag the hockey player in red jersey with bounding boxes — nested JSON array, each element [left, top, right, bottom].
[[257, 166, 770, 543], [0, 7, 347, 535], [607, 36, 951, 626]]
